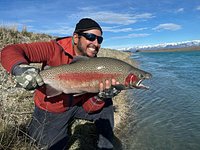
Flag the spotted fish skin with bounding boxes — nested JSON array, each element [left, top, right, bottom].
[[40, 57, 152, 95]]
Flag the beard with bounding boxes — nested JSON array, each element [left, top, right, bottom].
[[77, 41, 98, 57], [77, 40, 87, 56]]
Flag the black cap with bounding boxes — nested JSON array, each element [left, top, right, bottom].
[[74, 18, 103, 34]]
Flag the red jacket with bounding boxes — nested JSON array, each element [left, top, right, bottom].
[[1, 37, 105, 113]]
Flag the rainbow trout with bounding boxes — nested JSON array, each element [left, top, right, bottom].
[[40, 57, 152, 97]]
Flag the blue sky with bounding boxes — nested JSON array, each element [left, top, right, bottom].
[[0, 0, 200, 49]]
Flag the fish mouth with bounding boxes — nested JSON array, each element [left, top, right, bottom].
[[135, 73, 152, 89], [126, 73, 152, 90], [135, 79, 150, 89]]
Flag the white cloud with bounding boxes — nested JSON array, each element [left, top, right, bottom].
[[128, 33, 150, 38], [153, 23, 181, 31], [133, 27, 148, 31], [112, 33, 150, 39], [102, 26, 148, 33], [94, 12, 137, 25], [176, 8, 184, 13], [40, 28, 74, 35], [69, 8, 154, 25], [20, 19, 35, 23], [196, 5, 200, 10], [32, 24, 75, 36], [96, 12, 154, 25], [103, 26, 133, 33]]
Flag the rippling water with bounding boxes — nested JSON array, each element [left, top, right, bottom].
[[121, 51, 200, 150]]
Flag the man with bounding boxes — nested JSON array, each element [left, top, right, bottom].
[[1, 18, 120, 149]]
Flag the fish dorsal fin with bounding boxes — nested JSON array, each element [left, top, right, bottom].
[[70, 56, 89, 64]]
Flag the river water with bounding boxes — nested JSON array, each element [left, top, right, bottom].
[[121, 51, 200, 150]]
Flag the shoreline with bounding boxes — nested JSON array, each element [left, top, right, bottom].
[[136, 46, 200, 53]]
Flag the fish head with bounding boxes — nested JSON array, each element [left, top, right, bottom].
[[125, 70, 152, 89]]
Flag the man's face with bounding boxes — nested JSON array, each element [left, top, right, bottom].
[[74, 29, 102, 57]]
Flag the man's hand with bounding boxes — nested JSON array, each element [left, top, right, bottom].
[[12, 64, 44, 90], [98, 79, 121, 99]]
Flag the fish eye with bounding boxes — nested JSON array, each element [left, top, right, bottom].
[[138, 74, 144, 79]]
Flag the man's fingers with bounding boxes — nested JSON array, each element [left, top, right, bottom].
[[35, 75, 44, 86], [111, 79, 116, 85], [99, 79, 120, 91], [105, 80, 111, 89], [99, 82, 104, 92], [98, 79, 121, 99]]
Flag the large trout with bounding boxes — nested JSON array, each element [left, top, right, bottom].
[[40, 57, 152, 96]]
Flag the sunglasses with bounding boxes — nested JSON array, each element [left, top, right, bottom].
[[78, 32, 103, 44]]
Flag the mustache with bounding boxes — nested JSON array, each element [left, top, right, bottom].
[[87, 44, 98, 50]]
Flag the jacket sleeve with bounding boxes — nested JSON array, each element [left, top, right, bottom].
[[79, 93, 105, 113], [1, 41, 56, 74], [82, 96, 105, 113]]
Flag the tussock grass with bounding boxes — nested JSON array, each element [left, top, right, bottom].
[[0, 26, 134, 149], [0, 25, 53, 49]]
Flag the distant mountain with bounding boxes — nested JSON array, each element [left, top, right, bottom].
[[120, 40, 200, 52]]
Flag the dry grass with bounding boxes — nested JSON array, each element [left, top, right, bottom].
[[0, 25, 53, 50], [0, 26, 135, 149]]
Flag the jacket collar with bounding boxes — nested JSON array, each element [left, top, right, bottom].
[[56, 37, 76, 57]]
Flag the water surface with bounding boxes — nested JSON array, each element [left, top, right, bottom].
[[121, 51, 200, 150]]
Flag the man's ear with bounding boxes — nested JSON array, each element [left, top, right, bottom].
[[73, 33, 79, 45]]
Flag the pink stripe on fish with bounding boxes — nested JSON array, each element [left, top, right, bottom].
[[57, 72, 120, 82]]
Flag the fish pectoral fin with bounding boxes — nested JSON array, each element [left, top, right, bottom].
[[45, 85, 63, 98], [73, 92, 87, 97]]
